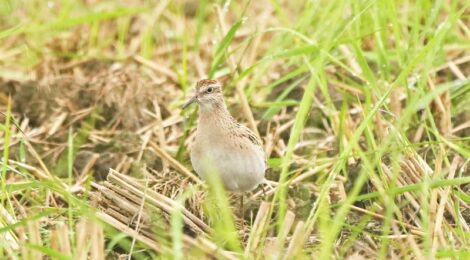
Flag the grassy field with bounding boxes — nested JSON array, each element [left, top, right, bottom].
[[1, 0, 470, 259]]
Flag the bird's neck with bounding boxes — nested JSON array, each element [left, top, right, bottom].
[[198, 101, 232, 128]]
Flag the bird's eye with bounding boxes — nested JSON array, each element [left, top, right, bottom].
[[206, 87, 214, 93]]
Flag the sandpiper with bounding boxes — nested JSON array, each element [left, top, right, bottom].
[[183, 79, 266, 196]]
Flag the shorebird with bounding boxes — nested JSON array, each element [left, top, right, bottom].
[[183, 79, 266, 214]]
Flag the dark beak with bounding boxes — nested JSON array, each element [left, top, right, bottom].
[[182, 96, 197, 109]]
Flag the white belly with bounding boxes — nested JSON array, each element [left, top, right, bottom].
[[190, 140, 266, 192]]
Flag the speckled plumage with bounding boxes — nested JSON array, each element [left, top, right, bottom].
[[184, 79, 266, 192]]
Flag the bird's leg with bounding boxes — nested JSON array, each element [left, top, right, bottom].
[[240, 194, 244, 219], [239, 194, 245, 231], [261, 184, 267, 200]]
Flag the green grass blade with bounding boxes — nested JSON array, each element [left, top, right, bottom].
[[208, 17, 246, 78]]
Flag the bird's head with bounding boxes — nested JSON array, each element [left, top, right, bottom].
[[182, 79, 224, 111]]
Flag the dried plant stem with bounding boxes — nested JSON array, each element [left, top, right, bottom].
[[149, 141, 202, 184]]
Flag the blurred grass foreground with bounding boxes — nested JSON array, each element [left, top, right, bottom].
[[1, 0, 470, 259]]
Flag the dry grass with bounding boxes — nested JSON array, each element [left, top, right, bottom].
[[1, 0, 470, 259]]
